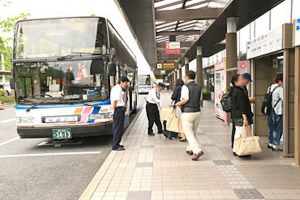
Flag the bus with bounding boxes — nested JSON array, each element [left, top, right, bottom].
[[12, 16, 138, 139], [138, 75, 152, 94]]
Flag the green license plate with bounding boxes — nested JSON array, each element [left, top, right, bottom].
[[52, 128, 72, 139]]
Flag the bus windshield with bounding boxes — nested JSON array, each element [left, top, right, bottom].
[[138, 75, 151, 85], [15, 18, 108, 60], [14, 60, 110, 104]]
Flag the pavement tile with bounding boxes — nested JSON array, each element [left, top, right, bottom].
[[86, 94, 300, 200]]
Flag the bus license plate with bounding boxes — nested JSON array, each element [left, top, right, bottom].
[[52, 128, 72, 139]]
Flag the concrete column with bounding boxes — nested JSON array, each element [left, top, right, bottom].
[[185, 57, 189, 72], [179, 64, 182, 79], [226, 17, 238, 88], [196, 46, 203, 86], [175, 70, 178, 80], [295, 47, 300, 166]]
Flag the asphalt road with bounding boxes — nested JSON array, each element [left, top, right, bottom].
[[0, 99, 145, 200]]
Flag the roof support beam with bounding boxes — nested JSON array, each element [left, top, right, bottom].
[[155, 8, 223, 21], [156, 30, 202, 36], [155, 0, 183, 10]]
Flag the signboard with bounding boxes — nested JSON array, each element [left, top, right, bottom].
[[157, 63, 162, 69], [247, 27, 283, 59], [238, 60, 250, 74], [162, 63, 176, 70], [165, 42, 181, 55], [295, 18, 300, 46]]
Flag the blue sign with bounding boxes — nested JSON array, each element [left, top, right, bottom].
[[296, 18, 300, 31]]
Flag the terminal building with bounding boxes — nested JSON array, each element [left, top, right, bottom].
[[120, 0, 300, 166]]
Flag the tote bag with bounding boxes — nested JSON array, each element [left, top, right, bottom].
[[166, 109, 179, 133], [234, 126, 262, 156]]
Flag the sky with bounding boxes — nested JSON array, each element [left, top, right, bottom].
[[0, 0, 153, 75]]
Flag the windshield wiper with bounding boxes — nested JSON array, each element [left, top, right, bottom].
[[25, 99, 53, 112], [83, 103, 101, 109]]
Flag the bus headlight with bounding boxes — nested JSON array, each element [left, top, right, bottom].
[[16, 117, 34, 123]]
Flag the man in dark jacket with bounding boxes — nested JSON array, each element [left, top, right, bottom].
[[231, 73, 254, 155]]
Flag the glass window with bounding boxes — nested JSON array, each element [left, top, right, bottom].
[[255, 12, 270, 36], [14, 59, 109, 104], [15, 18, 108, 59], [271, 0, 291, 30]]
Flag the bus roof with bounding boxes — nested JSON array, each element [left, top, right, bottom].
[[16, 16, 107, 24]]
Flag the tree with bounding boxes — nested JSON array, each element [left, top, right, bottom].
[[0, 13, 30, 71]]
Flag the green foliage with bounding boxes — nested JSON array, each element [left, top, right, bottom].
[[0, 96, 15, 104], [0, 89, 6, 96], [0, 13, 30, 71]]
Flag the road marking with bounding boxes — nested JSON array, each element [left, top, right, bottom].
[[0, 151, 102, 158], [0, 118, 15, 123], [0, 137, 19, 147]]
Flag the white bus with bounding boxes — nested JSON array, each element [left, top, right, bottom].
[[138, 75, 152, 94], [12, 16, 138, 139]]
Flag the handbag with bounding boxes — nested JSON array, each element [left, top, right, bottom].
[[166, 109, 179, 133], [234, 125, 262, 156]]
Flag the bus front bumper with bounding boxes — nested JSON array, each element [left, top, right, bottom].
[[17, 123, 113, 139]]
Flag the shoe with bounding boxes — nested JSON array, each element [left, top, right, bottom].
[[268, 143, 273, 149], [192, 151, 204, 161], [179, 138, 187, 142], [148, 132, 155, 136], [119, 144, 124, 148], [239, 154, 252, 158], [186, 150, 193, 155], [112, 146, 125, 151], [272, 146, 283, 151], [157, 131, 164, 134]]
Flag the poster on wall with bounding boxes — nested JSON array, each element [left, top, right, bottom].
[[247, 27, 283, 59], [214, 62, 227, 122], [295, 18, 300, 46], [238, 60, 250, 74]]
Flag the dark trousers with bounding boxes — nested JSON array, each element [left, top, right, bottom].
[[146, 103, 163, 134], [112, 107, 125, 149], [231, 120, 236, 148]]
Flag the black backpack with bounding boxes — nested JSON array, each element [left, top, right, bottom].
[[261, 85, 280, 116], [221, 87, 233, 113]]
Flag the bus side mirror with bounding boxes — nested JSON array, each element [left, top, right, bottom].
[[10, 78, 15, 89], [108, 63, 117, 76]]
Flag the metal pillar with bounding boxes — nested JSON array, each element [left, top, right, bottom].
[[295, 47, 300, 166], [226, 17, 238, 88], [185, 57, 189, 73]]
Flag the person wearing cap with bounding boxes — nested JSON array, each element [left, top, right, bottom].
[[175, 70, 204, 161], [110, 76, 130, 151], [146, 82, 165, 136], [231, 73, 254, 156]]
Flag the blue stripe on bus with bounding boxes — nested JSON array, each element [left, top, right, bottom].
[[87, 107, 101, 123], [16, 100, 111, 110]]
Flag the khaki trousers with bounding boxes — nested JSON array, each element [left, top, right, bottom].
[[182, 112, 202, 153]]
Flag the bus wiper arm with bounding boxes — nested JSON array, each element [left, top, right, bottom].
[[83, 103, 101, 109], [26, 99, 51, 112]]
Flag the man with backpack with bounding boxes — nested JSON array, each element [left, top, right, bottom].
[[262, 73, 284, 151]]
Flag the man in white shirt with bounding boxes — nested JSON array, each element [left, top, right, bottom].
[[146, 83, 165, 136], [110, 76, 129, 151], [267, 72, 284, 151], [175, 71, 204, 161]]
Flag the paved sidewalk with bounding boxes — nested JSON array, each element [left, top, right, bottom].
[[80, 94, 300, 200]]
